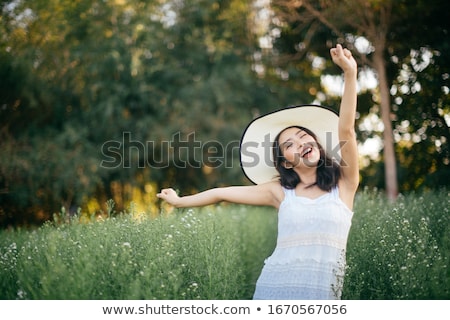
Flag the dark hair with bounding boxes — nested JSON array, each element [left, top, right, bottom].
[[272, 126, 341, 191]]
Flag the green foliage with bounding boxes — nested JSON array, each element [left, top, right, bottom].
[[0, 204, 277, 299], [0, 0, 449, 226], [343, 188, 449, 299], [0, 0, 282, 225], [392, 49, 450, 190], [0, 190, 448, 299]]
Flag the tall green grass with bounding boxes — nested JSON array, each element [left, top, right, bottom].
[[0, 205, 277, 300], [343, 188, 449, 299], [0, 189, 448, 299]]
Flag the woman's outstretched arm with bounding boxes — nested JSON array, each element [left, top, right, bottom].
[[157, 181, 283, 209]]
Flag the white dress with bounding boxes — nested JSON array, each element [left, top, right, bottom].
[[253, 186, 353, 300]]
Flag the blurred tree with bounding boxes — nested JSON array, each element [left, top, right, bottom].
[[1, 0, 448, 226], [0, 0, 134, 224], [387, 0, 450, 191], [0, 0, 300, 226], [391, 48, 450, 190]]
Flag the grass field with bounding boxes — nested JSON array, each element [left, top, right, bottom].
[[0, 188, 448, 299]]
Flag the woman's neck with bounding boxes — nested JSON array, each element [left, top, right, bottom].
[[294, 167, 317, 186]]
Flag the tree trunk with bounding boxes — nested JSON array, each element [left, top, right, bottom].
[[373, 49, 399, 200]]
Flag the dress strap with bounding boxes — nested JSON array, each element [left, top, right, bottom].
[[331, 186, 340, 199], [282, 187, 295, 198]]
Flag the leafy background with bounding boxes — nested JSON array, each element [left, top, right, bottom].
[[0, 0, 449, 227]]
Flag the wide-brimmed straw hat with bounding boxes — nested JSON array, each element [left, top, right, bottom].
[[239, 104, 340, 185]]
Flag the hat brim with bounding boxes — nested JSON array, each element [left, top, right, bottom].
[[239, 104, 340, 185]]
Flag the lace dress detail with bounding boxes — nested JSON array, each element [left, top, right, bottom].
[[253, 187, 353, 300]]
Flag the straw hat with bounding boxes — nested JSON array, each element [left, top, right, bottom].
[[239, 104, 340, 184]]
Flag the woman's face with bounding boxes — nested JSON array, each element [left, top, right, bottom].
[[277, 127, 320, 168]]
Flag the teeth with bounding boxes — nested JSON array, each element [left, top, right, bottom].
[[301, 147, 312, 157]]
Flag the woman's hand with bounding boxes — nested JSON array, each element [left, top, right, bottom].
[[156, 188, 181, 207], [330, 44, 357, 76]]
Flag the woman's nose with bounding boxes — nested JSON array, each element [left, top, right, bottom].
[[295, 141, 306, 151]]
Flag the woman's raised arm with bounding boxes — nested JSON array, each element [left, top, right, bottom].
[[330, 44, 360, 204]]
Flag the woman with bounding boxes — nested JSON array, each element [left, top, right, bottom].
[[157, 44, 359, 299]]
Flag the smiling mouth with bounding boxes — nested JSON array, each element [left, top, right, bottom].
[[301, 147, 313, 158]]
